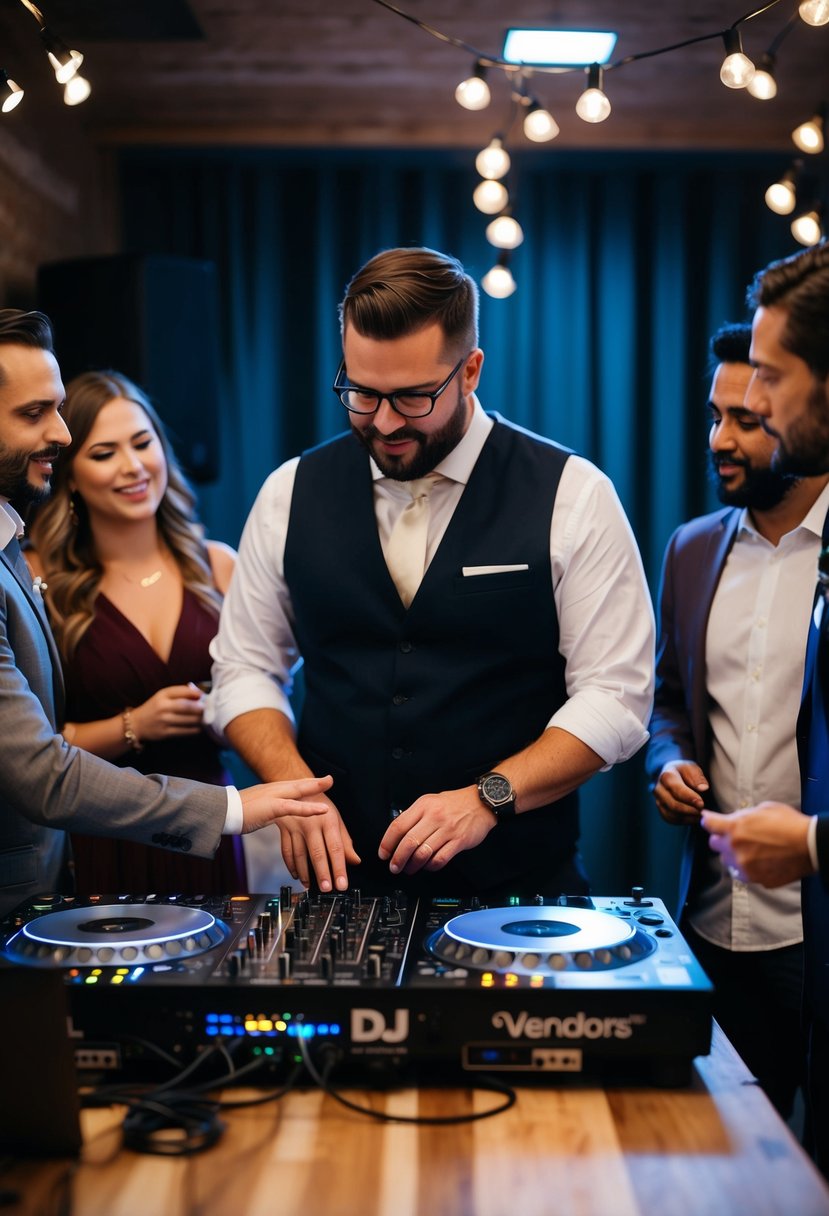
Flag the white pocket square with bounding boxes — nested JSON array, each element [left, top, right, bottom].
[[462, 564, 529, 576]]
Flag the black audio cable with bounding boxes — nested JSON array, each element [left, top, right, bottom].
[[297, 1037, 517, 1124]]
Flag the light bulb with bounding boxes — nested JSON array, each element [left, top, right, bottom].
[[482, 262, 517, 299], [792, 114, 825, 154], [475, 138, 510, 180], [799, 0, 829, 25], [746, 54, 777, 100], [765, 179, 797, 215], [63, 74, 91, 106], [486, 215, 524, 250], [575, 63, 611, 123], [523, 104, 559, 142], [1, 73, 23, 113], [48, 49, 83, 84], [791, 209, 822, 245], [720, 52, 755, 88], [473, 179, 509, 214], [455, 66, 490, 111], [719, 29, 754, 89]]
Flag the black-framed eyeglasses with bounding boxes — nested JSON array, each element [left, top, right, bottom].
[[332, 354, 468, 419]]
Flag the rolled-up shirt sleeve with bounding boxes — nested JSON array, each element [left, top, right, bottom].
[[548, 457, 654, 766], [205, 458, 300, 737]]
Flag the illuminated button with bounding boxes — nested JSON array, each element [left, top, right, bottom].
[[481, 972, 495, 987], [110, 974, 124, 984]]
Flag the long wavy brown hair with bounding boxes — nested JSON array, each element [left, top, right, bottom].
[[31, 370, 222, 659]]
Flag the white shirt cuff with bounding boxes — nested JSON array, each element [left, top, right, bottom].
[[807, 815, 819, 872], [222, 786, 244, 835]]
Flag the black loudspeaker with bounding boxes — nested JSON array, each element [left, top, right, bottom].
[[0, 968, 82, 1156], [37, 254, 222, 483]]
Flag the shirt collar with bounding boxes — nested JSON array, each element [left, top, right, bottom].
[[738, 478, 829, 541], [0, 500, 25, 549], [370, 395, 493, 486]]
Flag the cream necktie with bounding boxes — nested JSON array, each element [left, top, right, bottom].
[[385, 475, 440, 607]]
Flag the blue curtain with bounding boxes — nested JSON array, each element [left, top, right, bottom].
[[119, 147, 797, 905]]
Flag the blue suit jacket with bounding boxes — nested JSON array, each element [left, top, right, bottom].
[[645, 507, 742, 919]]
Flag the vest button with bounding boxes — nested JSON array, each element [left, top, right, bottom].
[[399, 640, 413, 653], [391, 747, 405, 760], [392, 694, 408, 706]]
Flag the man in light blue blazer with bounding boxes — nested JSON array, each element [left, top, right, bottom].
[[0, 308, 330, 918]]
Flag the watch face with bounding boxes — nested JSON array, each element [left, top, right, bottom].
[[482, 774, 513, 805]]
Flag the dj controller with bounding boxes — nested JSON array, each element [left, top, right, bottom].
[[0, 887, 713, 1086]]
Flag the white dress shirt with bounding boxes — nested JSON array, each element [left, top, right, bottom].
[[206, 400, 655, 769], [690, 481, 829, 950]]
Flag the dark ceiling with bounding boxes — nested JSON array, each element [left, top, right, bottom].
[[3, 0, 829, 151]]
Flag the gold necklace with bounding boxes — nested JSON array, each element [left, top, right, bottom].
[[111, 565, 165, 588]]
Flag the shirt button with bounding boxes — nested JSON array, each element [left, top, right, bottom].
[[746, 723, 756, 733], [391, 747, 405, 760], [399, 641, 413, 653], [392, 694, 408, 706], [756, 617, 767, 629]]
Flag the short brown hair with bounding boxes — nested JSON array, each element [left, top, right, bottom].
[[0, 309, 54, 387], [747, 242, 829, 379], [339, 247, 478, 356]]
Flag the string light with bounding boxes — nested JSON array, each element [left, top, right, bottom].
[[719, 28, 755, 89], [575, 63, 611, 123], [369, 0, 827, 297], [764, 162, 801, 214], [485, 212, 524, 250], [4, 0, 91, 111], [455, 63, 491, 111], [792, 108, 826, 153], [473, 179, 509, 214], [523, 101, 559, 143], [799, 0, 829, 26], [791, 205, 824, 244], [0, 70, 24, 112], [481, 253, 517, 299], [746, 52, 777, 100], [475, 137, 510, 180]]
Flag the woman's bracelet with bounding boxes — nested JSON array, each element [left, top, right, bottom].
[[122, 707, 144, 754]]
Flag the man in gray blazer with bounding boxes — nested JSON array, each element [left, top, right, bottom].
[[0, 308, 330, 918], [647, 322, 829, 1117]]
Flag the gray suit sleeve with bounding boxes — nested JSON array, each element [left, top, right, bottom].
[[0, 604, 227, 858]]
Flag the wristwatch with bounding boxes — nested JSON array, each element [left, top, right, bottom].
[[477, 771, 516, 822]]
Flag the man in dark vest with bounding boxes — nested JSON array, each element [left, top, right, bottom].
[[702, 241, 829, 1176], [207, 246, 654, 902]]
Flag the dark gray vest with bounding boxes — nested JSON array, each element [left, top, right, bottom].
[[284, 414, 579, 891]]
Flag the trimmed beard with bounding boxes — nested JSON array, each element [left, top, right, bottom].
[[707, 451, 799, 510], [349, 382, 468, 481], [0, 443, 58, 507], [770, 376, 829, 479]]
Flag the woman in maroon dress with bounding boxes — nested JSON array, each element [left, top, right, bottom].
[[28, 370, 247, 894]]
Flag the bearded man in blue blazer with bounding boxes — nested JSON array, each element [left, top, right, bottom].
[[702, 243, 829, 1176], [648, 321, 829, 1119]]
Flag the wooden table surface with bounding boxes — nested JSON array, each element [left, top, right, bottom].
[[6, 1024, 829, 1216]]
